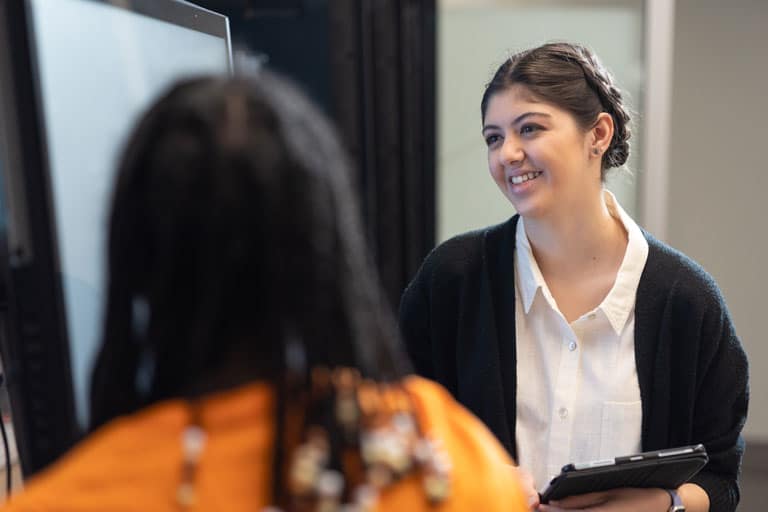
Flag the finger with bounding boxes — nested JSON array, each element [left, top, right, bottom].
[[511, 466, 539, 509]]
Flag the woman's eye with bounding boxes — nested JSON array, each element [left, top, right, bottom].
[[485, 134, 501, 146], [520, 124, 542, 135]]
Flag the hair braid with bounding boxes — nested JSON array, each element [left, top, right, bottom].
[[571, 46, 631, 169]]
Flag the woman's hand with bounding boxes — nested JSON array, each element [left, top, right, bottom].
[[512, 466, 540, 510], [538, 487, 670, 511]]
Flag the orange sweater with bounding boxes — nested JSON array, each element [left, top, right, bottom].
[[1, 376, 528, 511]]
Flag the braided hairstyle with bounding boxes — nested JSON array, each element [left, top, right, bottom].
[[480, 42, 631, 180]]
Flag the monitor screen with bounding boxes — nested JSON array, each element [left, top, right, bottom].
[[28, 0, 231, 427], [0, 0, 232, 474]]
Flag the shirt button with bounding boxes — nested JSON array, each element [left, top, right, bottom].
[[587, 313, 597, 320], [558, 407, 568, 419], [568, 341, 577, 351]]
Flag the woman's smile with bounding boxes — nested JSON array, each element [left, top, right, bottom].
[[508, 171, 542, 185]]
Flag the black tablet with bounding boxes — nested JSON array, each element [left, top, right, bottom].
[[539, 444, 708, 503]]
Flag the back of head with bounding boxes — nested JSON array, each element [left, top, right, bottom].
[[90, 72, 408, 429], [481, 42, 631, 179]]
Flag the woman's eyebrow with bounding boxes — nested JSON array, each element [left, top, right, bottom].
[[482, 112, 551, 134]]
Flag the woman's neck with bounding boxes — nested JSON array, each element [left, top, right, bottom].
[[522, 191, 627, 281]]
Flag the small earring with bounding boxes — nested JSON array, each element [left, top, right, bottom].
[[593, 148, 601, 155]]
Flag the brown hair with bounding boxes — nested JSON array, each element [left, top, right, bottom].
[[481, 42, 631, 179]]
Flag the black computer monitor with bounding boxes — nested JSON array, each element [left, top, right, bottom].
[[0, 0, 232, 476]]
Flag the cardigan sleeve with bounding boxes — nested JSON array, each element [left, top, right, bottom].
[[687, 284, 749, 512], [398, 233, 482, 392]]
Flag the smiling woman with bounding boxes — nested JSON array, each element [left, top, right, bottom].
[[481, 85, 611, 220], [399, 42, 748, 512]]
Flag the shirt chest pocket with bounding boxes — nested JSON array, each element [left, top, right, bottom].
[[599, 400, 642, 459]]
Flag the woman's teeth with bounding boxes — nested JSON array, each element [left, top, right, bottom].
[[510, 172, 542, 185]]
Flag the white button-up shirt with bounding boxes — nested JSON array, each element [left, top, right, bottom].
[[514, 191, 649, 491]]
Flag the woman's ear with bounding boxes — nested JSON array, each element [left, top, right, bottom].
[[591, 112, 614, 152]]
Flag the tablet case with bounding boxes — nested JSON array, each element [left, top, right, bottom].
[[539, 444, 708, 503]]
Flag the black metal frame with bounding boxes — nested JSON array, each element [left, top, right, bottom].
[[87, 0, 232, 40], [0, 0, 231, 476]]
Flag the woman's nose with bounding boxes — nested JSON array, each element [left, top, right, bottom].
[[500, 137, 524, 166]]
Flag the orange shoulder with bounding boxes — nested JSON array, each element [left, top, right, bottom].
[[374, 376, 529, 512], [0, 401, 188, 512]]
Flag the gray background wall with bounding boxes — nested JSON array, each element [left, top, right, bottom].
[[668, 0, 767, 443]]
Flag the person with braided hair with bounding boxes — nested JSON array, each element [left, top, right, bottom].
[[399, 42, 748, 512], [0, 73, 530, 512]]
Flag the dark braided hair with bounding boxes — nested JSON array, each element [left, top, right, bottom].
[[480, 42, 631, 179], [89, 72, 411, 506]]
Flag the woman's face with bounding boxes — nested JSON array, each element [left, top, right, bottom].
[[482, 85, 601, 219]]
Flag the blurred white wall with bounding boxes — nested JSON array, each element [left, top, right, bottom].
[[668, 0, 768, 441]]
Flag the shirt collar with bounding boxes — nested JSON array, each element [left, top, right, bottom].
[[514, 190, 649, 334], [515, 215, 548, 315]]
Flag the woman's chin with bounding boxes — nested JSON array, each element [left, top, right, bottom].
[[508, 197, 548, 219]]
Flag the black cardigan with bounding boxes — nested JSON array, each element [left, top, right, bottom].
[[399, 215, 748, 512]]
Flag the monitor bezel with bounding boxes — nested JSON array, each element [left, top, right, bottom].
[[0, 0, 232, 477]]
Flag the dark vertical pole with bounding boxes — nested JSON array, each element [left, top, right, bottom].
[[328, 0, 436, 310], [370, 0, 404, 308], [400, 0, 436, 284]]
